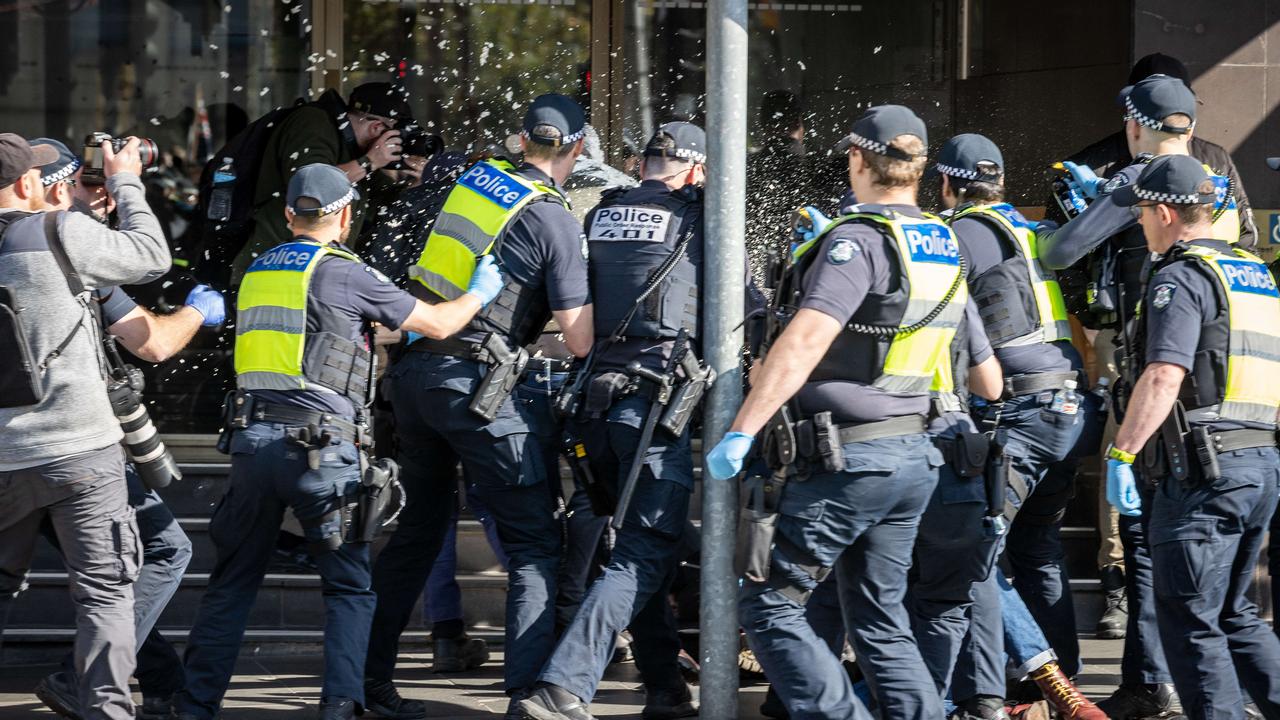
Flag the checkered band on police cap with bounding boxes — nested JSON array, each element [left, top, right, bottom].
[[934, 162, 979, 180], [1131, 186, 1203, 205], [1124, 95, 1194, 134], [42, 157, 81, 186]]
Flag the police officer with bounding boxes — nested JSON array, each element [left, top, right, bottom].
[[517, 122, 710, 720], [1038, 74, 1242, 719], [705, 105, 962, 720], [362, 94, 594, 720], [1104, 154, 1280, 719], [936, 134, 1099, 706], [172, 164, 502, 720]]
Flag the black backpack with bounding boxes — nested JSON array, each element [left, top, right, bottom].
[[0, 212, 89, 408]]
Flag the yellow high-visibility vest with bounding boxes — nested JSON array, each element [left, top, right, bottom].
[[235, 240, 362, 393]]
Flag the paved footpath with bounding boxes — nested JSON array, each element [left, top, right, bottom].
[[0, 638, 1123, 718]]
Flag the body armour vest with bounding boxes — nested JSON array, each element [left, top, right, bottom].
[[949, 202, 1073, 348], [786, 208, 968, 395], [235, 240, 371, 405], [411, 158, 565, 347], [1142, 241, 1280, 426], [584, 185, 700, 340]]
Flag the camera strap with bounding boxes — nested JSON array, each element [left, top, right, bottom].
[[30, 212, 93, 371]]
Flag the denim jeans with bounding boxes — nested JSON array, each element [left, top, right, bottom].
[[1150, 447, 1280, 719], [175, 422, 372, 718], [739, 433, 944, 720]]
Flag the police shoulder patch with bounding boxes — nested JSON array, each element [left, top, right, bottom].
[[1101, 173, 1130, 196], [1152, 282, 1177, 310], [580, 233, 590, 260], [827, 237, 861, 265], [364, 265, 391, 284]]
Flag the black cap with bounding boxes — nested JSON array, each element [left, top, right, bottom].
[[286, 163, 360, 216], [643, 121, 707, 164], [522, 94, 587, 147], [347, 83, 412, 124], [1111, 154, 1216, 207], [1128, 53, 1191, 88], [834, 105, 927, 161], [1117, 74, 1196, 134], [934, 133, 1003, 182], [0, 133, 58, 189], [28, 138, 82, 186]]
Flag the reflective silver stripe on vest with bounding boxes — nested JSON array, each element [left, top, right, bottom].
[[1001, 319, 1076, 348], [1219, 400, 1280, 425], [236, 306, 306, 335], [432, 212, 494, 253], [1235, 330, 1280, 364], [407, 265, 466, 300], [237, 371, 305, 392], [874, 374, 933, 393]]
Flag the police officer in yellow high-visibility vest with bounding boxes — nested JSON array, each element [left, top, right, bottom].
[[934, 133, 1107, 720], [705, 105, 976, 720], [175, 164, 502, 720], [1105, 155, 1280, 720], [363, 94, 595, 720]]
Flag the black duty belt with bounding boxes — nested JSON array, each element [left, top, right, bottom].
[[832, 414, 927, 444], [245, 400, 359, 444], [1199, 428, 1277, 453], [527, 357, 574, 375], [408, 336, 490, 363], [1004, 370, 1082, 398]]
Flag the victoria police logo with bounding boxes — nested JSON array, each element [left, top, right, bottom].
[[827, 238, 859, 265], [1218, 259, 1280, 298], [903, 224, 959, 266], [1101, 173, 1130, 196], [1152, 282, 1177, 310]]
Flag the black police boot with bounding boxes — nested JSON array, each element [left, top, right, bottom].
[[431, 633, 490, 673], [137, 692, 174, 720], [516, 683, 596, 720], [318, 697, 358, 720], [951, 696, 1012, 720], [641, 684, 697, 720], [364, 679, 427, 719], [759, 686, 789, 719], [1097, 683, 1181, 719], [34, 672, 82, 719], [1096, 566, 1128, 639]]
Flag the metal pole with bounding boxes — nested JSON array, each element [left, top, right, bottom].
[[701, 1, 747, 717]]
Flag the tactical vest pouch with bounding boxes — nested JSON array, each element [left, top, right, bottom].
[[1086, 251, 1119, 318], [947, 432, 991, 479], [972, 262, 1038, 347], [302, 332, 371, 405], [584, 371, 631, 417]]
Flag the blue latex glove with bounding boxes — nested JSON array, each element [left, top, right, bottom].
[[184, 284, 226, 327], [466, 255, 505, 308], [797, 206, 833, 243], [1106, 458, 1142, 517], [706, 431, 755, 480], [1060, 161, 1103, 200]]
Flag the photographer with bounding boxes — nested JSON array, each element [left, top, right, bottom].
[[231, 82, 411, 283], [0, 132, 170, 720], [24, 138, 225, 720]]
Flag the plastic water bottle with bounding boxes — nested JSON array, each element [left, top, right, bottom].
[[1050, 379, 1081, 416], [208, 157, 235, 222], [1092, 376, 1112, 418]]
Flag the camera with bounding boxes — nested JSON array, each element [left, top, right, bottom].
[[81, 132, 159, 185], [388, 125, 443, 171], [104, 341, 182, 490]]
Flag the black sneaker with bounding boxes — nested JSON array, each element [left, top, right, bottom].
[[951, 696, 1012, 720], [138, 693, 174, 720], [1096, 566, 1128, 639], [431, 633, 490, 673], [34, 672, 82, 719], [1097, 683, 1182, 719], [318, 697, 358, 720], [516, 684, 596, 720], [364, 679, 427, 719], [642, 684, 697, 720]]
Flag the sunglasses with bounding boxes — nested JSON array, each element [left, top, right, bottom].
[[1129, 202, 1157, 220]]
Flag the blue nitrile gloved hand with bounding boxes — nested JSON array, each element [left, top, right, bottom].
[[466, 255, 505, 308], [797, 206, 833, 243], [706, 431, 755, 480], [1106, 458, 1142, 517], [184, 284, 226, 327], [1060, 161, 1103, 200]]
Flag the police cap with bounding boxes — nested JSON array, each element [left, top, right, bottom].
[[1111, 154, 1216, 207], [834, 105, 927, 162], [348, 83, 412, 124], [933, 133, 1003, 183], [1117, 74, 1196, 135], [644, 121, 706, 164], [522, 94, 587, 147], [0, 133, 57, 189], [287, 163, 360, 217], [28, 138, 82, 187]]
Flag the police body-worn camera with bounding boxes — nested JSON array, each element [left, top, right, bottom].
[[81, 132, 159, 185], [104, 337, 182, 490]]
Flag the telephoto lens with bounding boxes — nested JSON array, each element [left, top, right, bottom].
[[106, 365, 182, 489], [81, 132, 160, 184]]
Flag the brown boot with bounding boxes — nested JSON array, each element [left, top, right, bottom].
[[1029, 662, 1107, 720]]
